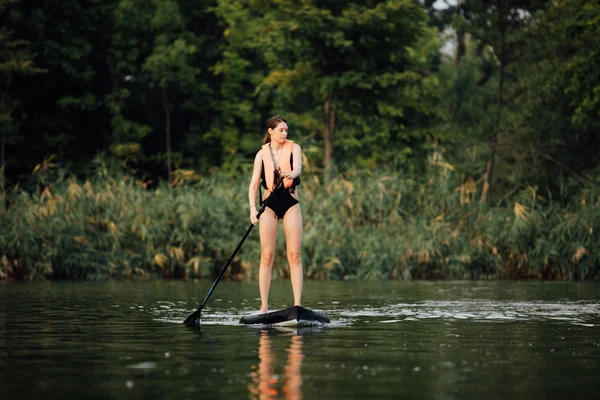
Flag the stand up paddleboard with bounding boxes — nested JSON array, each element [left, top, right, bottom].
[[240, 306, 330, 327]]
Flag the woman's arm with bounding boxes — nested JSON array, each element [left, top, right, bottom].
[[282, 143, 302, 179], [248, 151, 263, 224]]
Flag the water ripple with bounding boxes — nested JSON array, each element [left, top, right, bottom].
[[148, 299, 600, 327], [337, 300, 600, 325]]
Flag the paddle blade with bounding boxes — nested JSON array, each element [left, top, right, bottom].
[[183, 309, 201, 326]]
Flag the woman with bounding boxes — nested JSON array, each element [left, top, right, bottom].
[[248, 116, 303, 314]]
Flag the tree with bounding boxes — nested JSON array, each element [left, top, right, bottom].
[[453, 0, 543, 202], [0, 0, 44, 195], [217, 0, 445, 176], [144, 37, 200, 184], [112, 0, 219, 182], [511, 0, 600, 186], [0, 0, 120, 188]]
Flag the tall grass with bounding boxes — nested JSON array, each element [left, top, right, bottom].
[[1, 160, 599, 280]]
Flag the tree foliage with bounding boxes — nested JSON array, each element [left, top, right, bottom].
[[512, 0, 600, 185], [0, 0, 597, 198], [216, 0, 447, 172]]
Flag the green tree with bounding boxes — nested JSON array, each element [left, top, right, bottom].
[[216, 0, 446, 176], [112, 0, 220, 181], [0, 0, 119, 187], [0, 0, 45, 195], [512, 0, 600, 187], [454, 0, 544, 202]]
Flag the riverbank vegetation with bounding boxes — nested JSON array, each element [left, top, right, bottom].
[[2, 158, 598, 280], [1, 0, 599, 280]]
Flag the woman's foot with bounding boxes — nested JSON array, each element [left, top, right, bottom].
[[259, 306, 268, 315]]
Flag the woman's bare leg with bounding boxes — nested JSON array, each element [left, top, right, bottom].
[[259, 207, 278, 313], [283, 204, 303, 306]]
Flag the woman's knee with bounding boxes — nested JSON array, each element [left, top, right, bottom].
[[261, 250, 275, 266], [287, 250, 302, 265]]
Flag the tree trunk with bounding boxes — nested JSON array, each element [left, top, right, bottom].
[[323, 96, 335, 177], [455, 0, 465, 66], [481, 14, 506, 203], [1, 131, 4, 197], [162, 87, 173, 186]]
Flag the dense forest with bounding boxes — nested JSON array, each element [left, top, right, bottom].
[[1, 0, 599, 280]]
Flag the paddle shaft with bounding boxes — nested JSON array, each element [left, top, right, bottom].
[[184, 205, 266, 324]]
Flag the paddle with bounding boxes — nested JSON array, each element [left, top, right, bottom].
[[183, 204, 268, 326]]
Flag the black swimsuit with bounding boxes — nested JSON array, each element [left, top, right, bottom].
[[260, 153, 300, 219], [262, 184, 299, 219]]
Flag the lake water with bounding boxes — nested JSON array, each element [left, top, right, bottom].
[[1, 280, 599, 399]]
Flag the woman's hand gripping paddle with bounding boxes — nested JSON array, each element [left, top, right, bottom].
[[183, 204, 267, 326]]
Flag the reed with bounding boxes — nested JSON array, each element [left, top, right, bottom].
[[1, 163, 598, 280]]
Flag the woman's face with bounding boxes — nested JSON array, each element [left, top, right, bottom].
[[269, 122, 288, 144]]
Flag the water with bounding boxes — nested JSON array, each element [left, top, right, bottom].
[[1, 280, 599, 399]]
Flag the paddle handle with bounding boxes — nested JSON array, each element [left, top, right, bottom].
[[197, 205, 266, 311]]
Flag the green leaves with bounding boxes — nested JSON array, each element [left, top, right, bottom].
[[510, 0, 600, 185], [143, 38, 198, 89], [215, 0, 445, 171], [0, 0, 598, 209]]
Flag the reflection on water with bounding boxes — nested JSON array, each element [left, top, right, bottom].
[[248, 330, 304, 400]]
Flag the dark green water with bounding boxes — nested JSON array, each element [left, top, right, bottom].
[[1, 280, 599, 399]]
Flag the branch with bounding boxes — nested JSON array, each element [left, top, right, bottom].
[[530, 147, 589, 184]]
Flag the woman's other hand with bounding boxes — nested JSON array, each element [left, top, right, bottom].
[[279, 169, 294, 179]]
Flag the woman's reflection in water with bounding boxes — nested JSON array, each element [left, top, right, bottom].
[[248, 329, 304, 400]]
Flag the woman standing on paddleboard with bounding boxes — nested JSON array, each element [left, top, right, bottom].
[[248, 116, 303, 314]]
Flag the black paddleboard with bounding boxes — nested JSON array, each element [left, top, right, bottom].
[[239, 306, 330, 326]]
